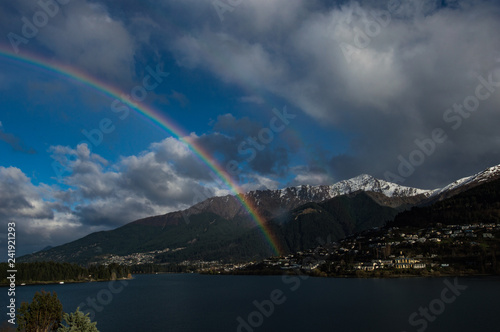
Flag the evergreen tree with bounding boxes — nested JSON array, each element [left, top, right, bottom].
[[17, 291, 63, 332], [57, 308, 98, 332], [0, 321, 16, 332]]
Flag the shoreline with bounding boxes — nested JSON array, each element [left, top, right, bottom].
[[207, 270, 498, 279], [141, 270, 498, 279], [3, 271, 498, 286]]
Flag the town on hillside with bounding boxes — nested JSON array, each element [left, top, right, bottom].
[[214, 222, 500, 277], [87, 222, 500, 278]]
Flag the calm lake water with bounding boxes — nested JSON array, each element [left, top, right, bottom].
[[3, 274, 500, 331]]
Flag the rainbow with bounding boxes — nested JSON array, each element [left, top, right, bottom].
[[0, 45, 282, 256]]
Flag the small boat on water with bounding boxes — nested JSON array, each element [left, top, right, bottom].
[[59, 282, 64, 284]]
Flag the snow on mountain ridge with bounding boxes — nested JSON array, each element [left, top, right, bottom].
[[431, 164, 500, 197], [270, 174, 434, 203], [269, 163, 500, 203], [326, 174, 433, 198], [245, 164, 500, 205]]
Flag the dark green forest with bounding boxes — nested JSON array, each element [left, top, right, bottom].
[[0, 262, 130, 285]]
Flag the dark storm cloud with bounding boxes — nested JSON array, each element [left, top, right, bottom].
[[140, 0, 500, 189], [0, 123, 36, 154], [194, 113, 293, 177], [73, 199, 157, 227], [0, 0, 136, 84]]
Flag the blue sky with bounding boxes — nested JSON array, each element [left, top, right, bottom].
[[1, 0, 500, 255]]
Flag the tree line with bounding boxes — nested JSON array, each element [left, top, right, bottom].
[[0, 262, 130, 285]]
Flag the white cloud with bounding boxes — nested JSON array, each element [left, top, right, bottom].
[[0, 166, 73, 254], [240, 173, 281, 192], [0, 166, 58, 220], [51, 139, 214, 223], [288, 171, 334, 187]]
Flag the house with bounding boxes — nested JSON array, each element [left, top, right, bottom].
[[380, 260, 394, 268], [354, 262, 377, 271], [394, 257, 424, 269]]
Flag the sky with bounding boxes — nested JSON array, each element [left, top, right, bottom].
[[1, 0, 500, 256]]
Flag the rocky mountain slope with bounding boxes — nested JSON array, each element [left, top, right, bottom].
[[391, 176, 500, 228], [427, 164, 500, 203]]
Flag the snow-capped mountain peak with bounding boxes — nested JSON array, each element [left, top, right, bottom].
[[257, 173, 434, 208], [324, 173, 433, 199]]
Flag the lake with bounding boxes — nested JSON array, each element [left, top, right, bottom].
[[4, 274, 500, 331]]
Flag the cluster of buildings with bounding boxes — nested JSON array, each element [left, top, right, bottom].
[[189, 260, 252, 273], [251, 222, 500, 274], [365, 223, 498, 249], [354, 257, 426, 271], [99, 248, 176, 265]]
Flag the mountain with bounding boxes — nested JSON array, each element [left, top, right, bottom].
[[390, 176, 500, 228], [134, 174, 432, 228], [426, 164, 500, 204], [19, 165, 500, 265], [184, 174, 433, 221], [39, 245, 53, 252], [21, 190, 400, 264]]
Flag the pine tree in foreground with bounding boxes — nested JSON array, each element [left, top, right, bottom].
[[57, 308, 99, 332], [16, 291, 63, 332]]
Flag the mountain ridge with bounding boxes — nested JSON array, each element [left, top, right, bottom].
[[427, 164, 500, 203], [136, 173, 436, 228]]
